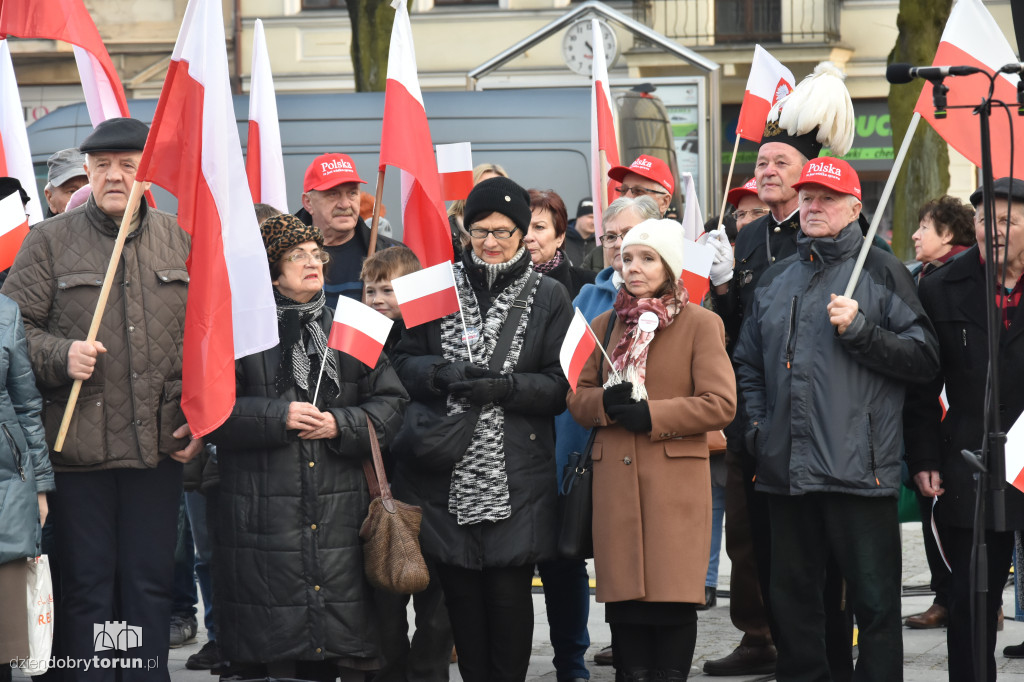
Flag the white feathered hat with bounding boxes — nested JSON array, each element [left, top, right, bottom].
[[762, 61, 855, 158]]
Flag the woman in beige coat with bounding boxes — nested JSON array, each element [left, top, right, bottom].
[[567, 219, 736, 682]]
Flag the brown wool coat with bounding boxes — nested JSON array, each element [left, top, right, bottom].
[[567, 302, 736, 604]]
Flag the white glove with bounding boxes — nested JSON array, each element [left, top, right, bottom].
[[707, 229, 734, 286]]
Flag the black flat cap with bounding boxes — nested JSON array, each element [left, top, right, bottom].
[[0, 177, 29, 205], [79, 118, 150, 154], [970, 177, 1024, 207]]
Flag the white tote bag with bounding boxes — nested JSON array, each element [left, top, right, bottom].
[[23, 555, 53, 676]]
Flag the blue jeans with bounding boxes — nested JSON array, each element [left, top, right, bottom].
[[538, 558, 591, 680], [706, 485, 726, 587], [185, 491, 216, 641]]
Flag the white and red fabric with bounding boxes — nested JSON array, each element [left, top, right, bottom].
[[327, 296, 394, 368], [560, 309, 597, 393], [680, 240, 714, 304], [0, 0, 131, 127], [1006, 411, 1024, 493], [391, 261, 460, 328], [591, 18, 620, 238], [0, 39, 41, 225], [915, 0, 1024, 178], [736, 45, 794, 144], [378, 0, 452, 267], [136, 0, 277, 438], [680, 172, 704, 242], [0, 190, 28, 270], [436, 142, 473, 202], [245, 18, 288, 213]]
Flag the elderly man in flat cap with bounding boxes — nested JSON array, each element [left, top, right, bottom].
[[906, 177, 1024, 681], [43, 148, 89, 218], [2, 117, 200, 681]]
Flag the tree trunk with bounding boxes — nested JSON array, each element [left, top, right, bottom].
[[887, 0, 952, 261], [347, 0, 398, 92]]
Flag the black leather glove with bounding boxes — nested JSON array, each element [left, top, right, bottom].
[[602, 382, 636, 413], [449, 366, 515, 406], [606, 401, 652, 433], [431, 360, 475, 394]]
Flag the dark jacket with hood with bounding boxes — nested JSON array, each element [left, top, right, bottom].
[[563, 223, 596, 268], [391, 249, 572, 569], [733, 222, 939, 498], [208, 306, 408, 665]]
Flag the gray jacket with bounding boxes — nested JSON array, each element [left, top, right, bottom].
[[0, 297, 54, 564], [733, 222, 939, 498]]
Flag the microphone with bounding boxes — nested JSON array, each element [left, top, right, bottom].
[[886, 62, 983, 84], [1002, 63, 1024, 74]]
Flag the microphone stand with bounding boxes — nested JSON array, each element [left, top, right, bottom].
[[932, 68, 1009, 682]]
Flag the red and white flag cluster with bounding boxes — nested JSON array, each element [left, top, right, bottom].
[[437, 142, 474, 202], [560, 309, 597, 393], [0, 39, 42, 226], [914, 0, 1024, 178], [391, 261, 460, 328], [246, 18, 288, 213], [137, 0, 278, 438], [328, 296, 394, 369], [736, 45, 794, 144], [591, 18, 620, 237], [379, 0, 453, 267]]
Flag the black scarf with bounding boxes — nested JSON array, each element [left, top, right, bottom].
[[274, 288, 341, 406]]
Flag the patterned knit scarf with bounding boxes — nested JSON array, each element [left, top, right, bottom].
[[532, 249, 565, 275], [607, 284, 687, 400], [441, 249, 539, 525], [274, 288, 341, 406]]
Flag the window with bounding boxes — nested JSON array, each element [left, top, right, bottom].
[[301, 0, 346, 9], [716, 0, 781, 43]]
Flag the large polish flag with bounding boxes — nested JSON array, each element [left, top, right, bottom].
[[560, 309, 597, 393], [437, 142, 473, 201], [681, 240, 714, 303], [736, 45, 794, 144], [379, 0, 452, 267], [245, 18, 288, 213], [136, 0, 278, 438], [391, 261, 460, 328], [328, 296, 394, 368], [591, 18, 620, 238], [0, 0, 131, 127], [0, 40, 41, 226], [0, 191, 28, 269], [915, 0, 1024, 178], [680, 172, 704, 242]]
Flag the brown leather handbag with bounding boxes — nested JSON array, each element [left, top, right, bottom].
[[359, 415, 430, 594]]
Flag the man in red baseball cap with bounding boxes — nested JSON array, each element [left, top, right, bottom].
[[300, 153, 402, 306], [607, 154, 675, 215], [726, 178, 770, 232]]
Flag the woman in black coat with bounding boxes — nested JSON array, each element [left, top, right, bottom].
[[393, 177, 572, 682], [209, 215, 408, 682], [526, 189, 596, 299]]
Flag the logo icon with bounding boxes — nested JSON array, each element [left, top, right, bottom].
[[93, 622, 143, 652]]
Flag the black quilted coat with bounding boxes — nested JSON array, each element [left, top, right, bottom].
[[209, 307, 408, 666]]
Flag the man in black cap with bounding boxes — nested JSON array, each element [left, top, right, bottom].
[[563, 197, 597, 269], [2, 117, 201, 680], [906, 177, 1024, 681], [43, 148, 88, 217]]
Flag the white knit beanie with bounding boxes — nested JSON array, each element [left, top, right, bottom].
[[620, 218, 685, 281]]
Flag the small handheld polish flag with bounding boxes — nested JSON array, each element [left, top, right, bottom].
[[391, 261, 461, 328], [437, 142, 474, 201], [327, 297, 395, 368], [560, 309, 598, 393]]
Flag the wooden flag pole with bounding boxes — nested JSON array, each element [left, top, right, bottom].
[[54, 180, 146, 452], [842, 111, 921, 299], [598, 150, 609, 213], [368, 169, 386, 258], [717, 135, 742, 230]]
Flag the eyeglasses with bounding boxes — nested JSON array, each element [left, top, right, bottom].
[[733, 207, 771, 222], [599, 231, 630, 247], [468, 227, 517, 240], [614, 185, 668, 198], [284, 249, 331, 264]]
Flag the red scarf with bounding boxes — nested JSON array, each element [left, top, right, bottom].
[[608, 284, 689, 399]]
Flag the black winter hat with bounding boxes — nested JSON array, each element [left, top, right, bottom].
[[463, 176, 531, 235], [0, 177, 29, 205], [970, 177, 1024, 207], [79, 117, 150, 154]]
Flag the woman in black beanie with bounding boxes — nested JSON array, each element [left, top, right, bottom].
[[393, 176, 573, 682]]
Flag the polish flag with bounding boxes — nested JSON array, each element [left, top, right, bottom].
[[0, 40, 42, 226], [914, 0, 1024, 178], [245, 19, 288, 213], [680, 172, 704, 242], [379, 0, 453, 267], [0, 0, 131, 127], [0, 191, 28, 270], [1005, 411, 1024, 493], [736, 45, 794, 144], [391, 261, 460, 328], [136, 0, 278, 438], [437, 142, 473, 202], [328, 296, 394, 368], [560, 309, 597, 393], [681, 240, 714, 303], [591, 18, 620, 238]]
